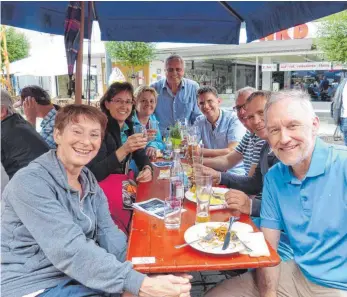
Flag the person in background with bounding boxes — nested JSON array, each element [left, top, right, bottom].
[[1, 104, 192, 297], [87, 82, 152, 182], [332, 77, 347, 146], [205, 89, 347, 297], [194, 86, 246, 175], [1, 89, 49, 180], [133, 85, 165, 160], [14, 85, 59, 148], [151, 54, 201, 134]]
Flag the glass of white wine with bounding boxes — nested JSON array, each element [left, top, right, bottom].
[[195, 175, 212, 224]]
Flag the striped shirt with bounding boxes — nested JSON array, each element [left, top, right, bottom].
[[235, 131, 265, 200], [235, 131, 265, 175], [40, 108, 57, 149]]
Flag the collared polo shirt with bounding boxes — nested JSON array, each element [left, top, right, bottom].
[[195, 109, 246, 175], [261, 138, 347, 290], [151, 78, 201, 134], [40, 108, 57, 149]]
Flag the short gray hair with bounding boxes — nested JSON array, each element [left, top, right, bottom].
[[1, 89, 15, 115], [235, 86, 257, 102], [264, 90, 316, 123], [165, 54, 185, 69]]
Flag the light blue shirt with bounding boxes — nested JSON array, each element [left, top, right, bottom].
[[151, 78, 202, 134], [195, 109, 246, 175], [261, 138, 347, 290], [132, 113, 165, 151]]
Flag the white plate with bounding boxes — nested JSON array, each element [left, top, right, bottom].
[[184, 222, 253, 255], [185, 187, 229, 206]]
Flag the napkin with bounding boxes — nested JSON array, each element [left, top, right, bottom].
[[237, 232, 270, 257]]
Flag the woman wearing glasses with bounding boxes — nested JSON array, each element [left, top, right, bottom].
[[88, 82, 152, 183]]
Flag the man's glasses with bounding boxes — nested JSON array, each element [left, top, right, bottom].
[[233, 104, 246, 112]]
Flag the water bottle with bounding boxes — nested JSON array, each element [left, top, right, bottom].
[[170, 149, 185, 200], [164, 149, 184, 229]]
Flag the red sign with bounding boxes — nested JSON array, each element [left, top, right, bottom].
[[260, 24, 309, 41]]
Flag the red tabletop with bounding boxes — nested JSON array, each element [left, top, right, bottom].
[[126, 166, 281, 273]]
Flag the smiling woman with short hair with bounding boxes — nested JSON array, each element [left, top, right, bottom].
[[1, 104, 191, 297]]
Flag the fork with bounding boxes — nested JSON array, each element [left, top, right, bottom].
[[175, 231, 215, 249], [232, 233, 253, 253]]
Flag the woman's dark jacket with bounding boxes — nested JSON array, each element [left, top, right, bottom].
[[87, 114, 152, 182]]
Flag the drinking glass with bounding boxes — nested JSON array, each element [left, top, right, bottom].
[[164, 177, 184, 229], [148, 119, 158, 141], [163, 139, 173, 160], [134, 124, 147, 138], [195, 175, 212, 224]]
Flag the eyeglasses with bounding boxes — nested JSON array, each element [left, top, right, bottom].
[[110, 98, 133, 105], [233, 104, 246, 112]]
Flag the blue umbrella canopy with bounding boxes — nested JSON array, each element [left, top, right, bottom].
[[1, 1, 347, 44]]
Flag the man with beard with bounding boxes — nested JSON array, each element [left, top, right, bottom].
[[205, 90, 347, 297]]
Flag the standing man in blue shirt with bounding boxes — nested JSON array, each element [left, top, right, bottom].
[[151, 54, 201, 134], [194, 86, 246, 174], [205, 89, 347, 297]]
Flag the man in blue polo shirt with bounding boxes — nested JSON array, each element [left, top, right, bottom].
[[194, 86, 246, 175], [205, 89, 347, 297], [151, 54, 201, 134]]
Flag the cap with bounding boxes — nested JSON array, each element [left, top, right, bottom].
[[14, 85, 51, 108]]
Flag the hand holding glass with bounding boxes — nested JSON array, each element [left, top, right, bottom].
[[147, 119, 158, 141]]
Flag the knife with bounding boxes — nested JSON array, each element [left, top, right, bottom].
[[222, 216, 235, 250]]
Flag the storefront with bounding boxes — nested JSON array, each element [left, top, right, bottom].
[[151, 21, 346, 101]]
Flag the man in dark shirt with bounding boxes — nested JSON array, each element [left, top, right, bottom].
[[1, 89, 49, 179]]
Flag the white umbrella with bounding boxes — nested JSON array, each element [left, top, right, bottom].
[[9, 55, 96, 77]]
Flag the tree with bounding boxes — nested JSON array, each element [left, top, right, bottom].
[[105, 41, 156, 87], [1, 26, 30, 64], [316, 11, 347, 63]]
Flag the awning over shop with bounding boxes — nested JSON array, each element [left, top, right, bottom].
[[1, 1, 347, 44]]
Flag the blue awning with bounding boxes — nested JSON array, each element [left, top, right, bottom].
[[1, 1, 347, 44]]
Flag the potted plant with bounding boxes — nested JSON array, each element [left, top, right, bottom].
[[169, 123, 182, 149]]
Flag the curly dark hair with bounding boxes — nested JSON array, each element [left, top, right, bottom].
[[99, 82, 134, 115], [20, 85, 51, 106]]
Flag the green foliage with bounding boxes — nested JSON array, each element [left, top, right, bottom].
[[170, 123, 182, 139], [316, 11, 347, 63], [1, 27, 30, 64], [105, 41, 156, 67]]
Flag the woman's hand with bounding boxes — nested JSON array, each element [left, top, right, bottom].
[[124, 133, 147, 154], [146, 147, 157, 158], [136, 167, 152, 183], [139, 275, 192, 297]]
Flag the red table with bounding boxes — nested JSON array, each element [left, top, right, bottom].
[[126, 167, 280, 273]]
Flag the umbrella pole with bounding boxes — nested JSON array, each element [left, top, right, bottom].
[[75, 1, 85, 104]]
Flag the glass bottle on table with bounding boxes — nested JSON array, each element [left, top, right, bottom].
[[164, 149, 184, 229]]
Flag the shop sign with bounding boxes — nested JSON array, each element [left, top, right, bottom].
[[262, 64, 277, 72], [279, 62, 331, 71], [332, 63, 347, 70]]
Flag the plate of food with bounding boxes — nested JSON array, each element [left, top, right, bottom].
[[185, 186, 229, 205], [184, 222, 253, 255]]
